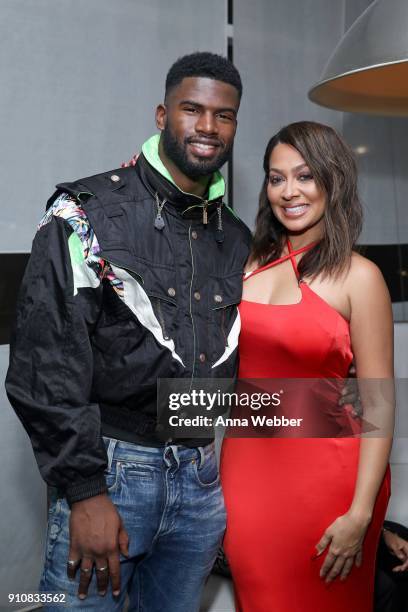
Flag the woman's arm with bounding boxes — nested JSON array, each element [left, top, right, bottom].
[[317, 255, 394, 582], [348, 254, 394, 518]]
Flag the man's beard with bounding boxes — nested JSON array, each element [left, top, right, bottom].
[[161, 124, 232, 179]]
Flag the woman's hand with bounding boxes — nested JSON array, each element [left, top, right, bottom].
[[383, 529, 408, 572], [315, 511, 371, 582]]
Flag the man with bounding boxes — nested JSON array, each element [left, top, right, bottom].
[[6, 52, 251, 611], [375, 521, 408, 612]]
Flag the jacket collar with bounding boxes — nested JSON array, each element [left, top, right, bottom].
[[139, 134, 225, 214]]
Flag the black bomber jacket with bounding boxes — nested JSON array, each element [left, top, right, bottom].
[[5, 135, 251, 504]]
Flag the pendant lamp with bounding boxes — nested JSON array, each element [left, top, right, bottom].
[[308, 0, 408, 116]]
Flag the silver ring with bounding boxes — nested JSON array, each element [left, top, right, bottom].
[[96, 566, 108, 572], [80, 567, 92, 574], [67, 559, 78, 567]]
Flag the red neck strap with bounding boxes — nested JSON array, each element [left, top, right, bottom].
[[244, 238, 318, 281]]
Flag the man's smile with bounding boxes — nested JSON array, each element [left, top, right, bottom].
[[187, 138, 222, 158]]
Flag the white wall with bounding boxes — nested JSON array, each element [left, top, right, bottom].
[[0, 1, 227, 609], [0, 345, 47, 609], [233, 0, 345, 230], [0, 0, 227, 254]]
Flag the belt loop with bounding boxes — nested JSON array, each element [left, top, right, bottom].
[[171, 445, 180, 468], [164, 445, 180, 469], [198, 446, 205, 468], [106, 438, 118, 471]]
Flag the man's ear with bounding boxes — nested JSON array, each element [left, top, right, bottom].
[[155, 104, 167, 131]]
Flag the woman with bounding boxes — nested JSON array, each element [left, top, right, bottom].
[[220, 121, 394, 612]]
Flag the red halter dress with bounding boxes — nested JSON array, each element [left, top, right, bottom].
[[220, 241, 390, 612]]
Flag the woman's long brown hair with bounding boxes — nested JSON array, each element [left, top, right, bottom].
[[251, 121, 363, 279]]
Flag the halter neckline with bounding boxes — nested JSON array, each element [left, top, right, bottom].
[[244, 238, 318, 282]]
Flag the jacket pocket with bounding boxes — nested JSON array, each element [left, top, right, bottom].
[[138, 260, 179, 343], [208, 271, 242, 369], [93, 257, 179, 354]]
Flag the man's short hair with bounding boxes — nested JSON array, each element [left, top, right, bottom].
[[165, 52, 242, 99]]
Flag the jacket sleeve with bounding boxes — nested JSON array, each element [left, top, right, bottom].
[[5, 194, 108, 505]]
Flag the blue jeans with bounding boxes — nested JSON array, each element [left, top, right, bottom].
[[39, 438, 226, 611]]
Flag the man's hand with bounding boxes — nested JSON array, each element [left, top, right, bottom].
[[67, 494, 129, 599], [383, 528, 408, 572], [338, 362, 362, 417], [121, 153, 139, 168]]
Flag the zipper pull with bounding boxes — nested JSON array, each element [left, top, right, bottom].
[[215, 203, 224, 243], [154, 193, 166, 230], [202, 201, 208, 225]]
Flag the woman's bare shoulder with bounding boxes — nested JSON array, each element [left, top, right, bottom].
[[346, 251, 390, 302], [348, 251, 385, 282]]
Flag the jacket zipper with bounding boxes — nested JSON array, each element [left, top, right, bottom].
[[140, 180, 215, 222], [202, 201, 208, 224], [182, 199, 213, 220], [220, 308, 228, 348], [188, 223, 197, 391]]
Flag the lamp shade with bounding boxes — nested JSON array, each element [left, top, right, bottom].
[[308, 0, 408, 116]]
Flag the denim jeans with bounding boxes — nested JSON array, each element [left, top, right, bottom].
[[39, 438, 226, 611]]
